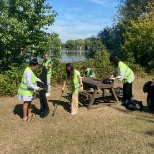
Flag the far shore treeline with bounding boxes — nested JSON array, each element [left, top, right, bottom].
[[0, 0, 154, 96]]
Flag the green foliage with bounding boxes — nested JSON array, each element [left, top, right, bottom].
[[125, 62, 147, 78], [0, 0, 59, 71], [117, 0, 153, 21], [0, 63, 28, 96], [65, 39, 85, 50], [0, 54, 112, 96], [121, 2, 154, 70], [98, 24, 125, 59]]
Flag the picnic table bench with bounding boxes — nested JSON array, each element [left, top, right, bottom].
[[79, 77, 119, 109]]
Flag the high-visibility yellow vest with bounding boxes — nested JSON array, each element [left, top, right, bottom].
[[18, 67, 37, 96], [43, 59, 52, 77], [115, 61, 134, 83], [83, 68, 96, 78], [66, 69, 80, 94]]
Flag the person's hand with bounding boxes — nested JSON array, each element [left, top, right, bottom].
[[62, 87, 65, 92], [80, 86, 83, 92], [110, 74, 114, 78], [47, 63, 51, 67], [38, 87, 44, 91]]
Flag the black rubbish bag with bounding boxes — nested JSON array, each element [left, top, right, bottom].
[[143, 81, 154, 111], [114, 87, 123, 97], [102, 78, 114, 84], [37, 66, 49, 118], [126, 100, 143, 111]]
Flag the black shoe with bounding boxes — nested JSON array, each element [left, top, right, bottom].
[[40, 112, 44, 118], [121, 101, 127, 107], [42, 109, 50, 118]]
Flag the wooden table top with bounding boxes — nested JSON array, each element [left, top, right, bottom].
[[82, 77, 114, 89]]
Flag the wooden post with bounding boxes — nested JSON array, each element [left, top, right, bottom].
[[111, 88, 119, 102], [88, 88, 97, 109]]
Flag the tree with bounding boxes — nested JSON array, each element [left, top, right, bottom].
[[117, 0, 153, 21], [121, 2, 154, 70], [98, 23, 125, 59], [0, 0, 58, 71], [84, 38, 92, 51], [65, 40, 76, 50], [65, 39, 85, 50]]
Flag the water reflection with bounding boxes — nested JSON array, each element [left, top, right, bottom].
[[25, 49, 87, 63], [59, 49, 87, 63]]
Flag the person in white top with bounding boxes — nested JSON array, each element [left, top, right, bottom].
[[17, 58, 44, 121], [110, 56, 135, 106]]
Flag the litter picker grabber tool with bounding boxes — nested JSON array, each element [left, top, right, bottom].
[[52, 90, 64, 117]]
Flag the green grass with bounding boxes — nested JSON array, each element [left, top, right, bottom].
[[0, 77, 154, 154]]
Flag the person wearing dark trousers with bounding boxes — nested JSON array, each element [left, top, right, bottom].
[[38, 66, 50, 118], [109, 56, 135, 106]]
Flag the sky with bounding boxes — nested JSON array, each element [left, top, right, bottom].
[[47, 0, 119, 43]]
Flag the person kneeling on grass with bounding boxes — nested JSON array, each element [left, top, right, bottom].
[[109, 55, 135, 106], [62, 63, 83, 115], [17, 58, 44, 121]]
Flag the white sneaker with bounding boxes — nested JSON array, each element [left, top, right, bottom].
[[71, 112, 78, 115], [46, 93, 50, 97]]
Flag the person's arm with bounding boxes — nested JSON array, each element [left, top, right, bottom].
[[48, 60, 53, 68], [26, 72, 43, 91], [77, 74, 83, 86], [36, 77, 43, 82], [62, 80, 66, 92], [77, 74, 83, 92], [115, 67, 125, 81]]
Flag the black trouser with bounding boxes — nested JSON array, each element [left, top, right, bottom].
[[39, 90, 49, 112], [122, 82, 132, 102]]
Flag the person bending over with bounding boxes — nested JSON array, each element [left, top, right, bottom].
[[110, 56, 135, 106], [62, 63, 83, 115]]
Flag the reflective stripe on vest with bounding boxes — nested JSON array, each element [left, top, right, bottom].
[[83, 68, 96, 78], [117, 61, 134, 83], [18, 67, 37, 96], [67, 69, 80, 94]]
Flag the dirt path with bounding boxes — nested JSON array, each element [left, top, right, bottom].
[[0, 77, 154, 154]]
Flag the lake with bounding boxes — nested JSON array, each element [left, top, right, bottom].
[[26, 49, 88, 63], [59, 49, 87, 63]]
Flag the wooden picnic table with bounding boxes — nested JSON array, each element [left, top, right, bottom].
[[80, 77, 119, 109]]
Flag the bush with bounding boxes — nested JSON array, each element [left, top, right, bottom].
[[0, 63, 28, 96], [125, 62, 147, 78], [0, 58, 148, 97]]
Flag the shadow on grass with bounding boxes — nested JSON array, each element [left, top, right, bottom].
[[48, 98, 71, 113], [145, 130, 154, 136], [148, 143, 154, 149], [142, 106, 154, 114], [95, 95, 118, 104], [109, 102, 154, 115], [13, 104, 40, 118]]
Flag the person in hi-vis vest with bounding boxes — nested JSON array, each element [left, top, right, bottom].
[[43, 53, 53, 97], [62, 63, 83, 115], [110, 56, 135, 106], [82, 65, 96, 78], [17, 58, 44, 121]]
